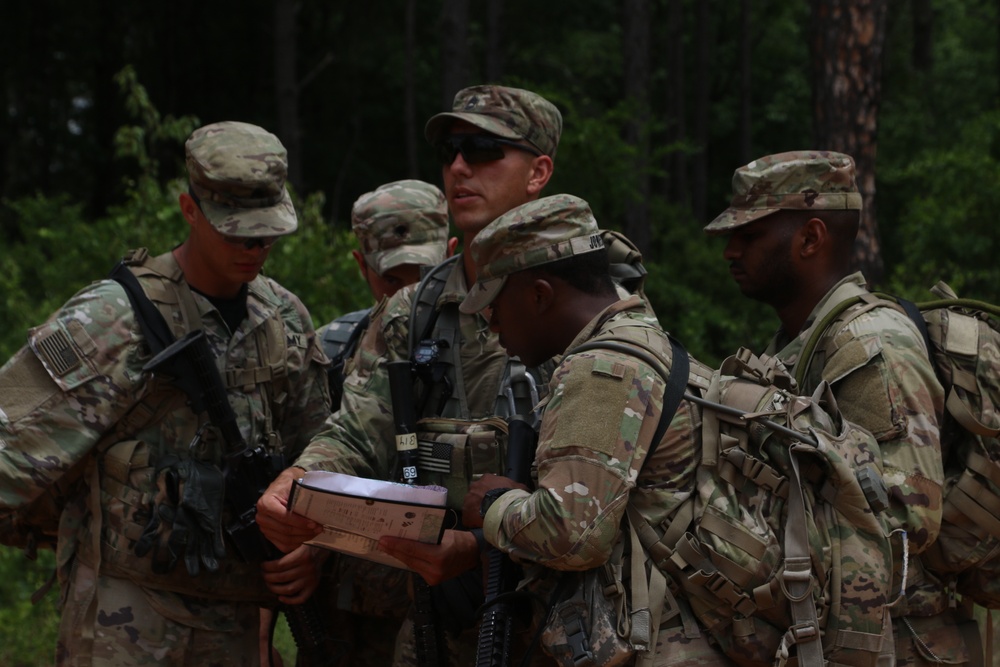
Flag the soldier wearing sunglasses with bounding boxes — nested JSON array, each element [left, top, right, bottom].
[[256, 85, 563, 667], [0, 121, 333, 664]]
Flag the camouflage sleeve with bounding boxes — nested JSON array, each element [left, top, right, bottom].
[[0, 281, 146, 509], [482, 348, 698, 571], [826, 307, 945, 551], [293, 287, 414, 480], [265, 280, 334, 459]]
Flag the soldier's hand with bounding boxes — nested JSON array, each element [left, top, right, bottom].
[[255, 466, 322, 553], [378, 529, 480, 586], [261, 544, 328, 605], [463, 473, 525, 529]]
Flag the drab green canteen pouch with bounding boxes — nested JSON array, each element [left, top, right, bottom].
[[414, 417, 508, 512]]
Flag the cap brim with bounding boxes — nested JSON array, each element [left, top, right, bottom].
[[459, 276, 507, 314], [372, 244, 448, 275], [200, 188, 298, 237], [703, 207, 779, 235], [424, 113, 522, 145]]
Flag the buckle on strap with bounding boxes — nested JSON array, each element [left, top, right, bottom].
[[558, 606, 596, 667]]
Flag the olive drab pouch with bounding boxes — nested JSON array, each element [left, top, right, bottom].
[[413, 417, 509, 513], [541, 513, 654, 667], [630, 349, 893, 667], [798, 281, 1000, 609]]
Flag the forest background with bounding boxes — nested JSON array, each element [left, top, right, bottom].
[[2, 0, 998, 664]]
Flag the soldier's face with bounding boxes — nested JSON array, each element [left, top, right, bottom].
[[354, 252, 422, 302], [440, 122, 543, 235], [721, 215, 800, 306], [486, 272, 558, 367], [182, 192, 274, 297]]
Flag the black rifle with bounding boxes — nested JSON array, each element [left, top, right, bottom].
[[145, 329, 342, 667], [475, 373, 539, 667], [387, 359, 445, 667]]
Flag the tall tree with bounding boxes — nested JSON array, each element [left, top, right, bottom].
[[486, 0, 505, 82], [810, 0, 889, 284], [405, 0, 419, 177], [912, 0, 933, 72], [739, 0, 753, 165], [693, 0, 713, 223], [440, 0, 470, 110], [623, 0, 652, 254], [274, 0, 301, 189], [664, 0, 687, 206]]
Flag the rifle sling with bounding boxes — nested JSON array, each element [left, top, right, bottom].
[[109, 261, 177, 355]]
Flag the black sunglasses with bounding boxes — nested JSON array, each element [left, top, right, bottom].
[[434, 134, 543, 165]]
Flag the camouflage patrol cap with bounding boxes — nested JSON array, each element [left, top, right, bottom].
[[352, 180, 449, 275], [703, 150, 862, 234], [460, 194, 604, 314], [185, 121, 298, 237], [424, 85, 563, 157]]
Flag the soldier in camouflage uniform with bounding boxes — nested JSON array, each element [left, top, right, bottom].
[[0, 121, 333, 666], [256, 86, 564, 667], [306, 181, 452, 667], [704, 151, 973, 665], [318, 179, 453, 410], [399, 193, 732, 666]]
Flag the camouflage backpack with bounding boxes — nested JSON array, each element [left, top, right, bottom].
[[798, 281, 1000, 608], [319, 307, 371, 411], [575, 329, 893, 667]]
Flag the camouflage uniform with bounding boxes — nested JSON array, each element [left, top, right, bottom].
[[464, 195, 734, 666], [706, 151, 965, 665], [318, 179, 449, 411], [0, 121, 332, 666], [294, 86, 562, 667], [313, 182, 448, 667]]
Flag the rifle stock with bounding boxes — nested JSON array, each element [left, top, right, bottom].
[[145, 329, 343, 666]]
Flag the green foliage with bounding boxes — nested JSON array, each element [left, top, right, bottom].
[[642, 202, 776, 366], [265, 190, 371, 331], [0, 547, 59, 667], [880, 110, 1000, 303]]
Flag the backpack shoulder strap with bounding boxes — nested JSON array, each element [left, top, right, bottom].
[[108, 249, 176, 355], [570, 332, 689, 459], [795, 292, 894, 387], [408, 254, 461, 355], [321, 308, 372, 363]]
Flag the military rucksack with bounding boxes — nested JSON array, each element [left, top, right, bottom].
[[574, 328, 894, 667], [319, 308, 371, 411], [797, 281, 1000, 609]]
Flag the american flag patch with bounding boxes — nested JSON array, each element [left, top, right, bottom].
[[417, 440, 452, 474], [36, 328, 81, 377]]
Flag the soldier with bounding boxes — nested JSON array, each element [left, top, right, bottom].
[[0, 121, 333, 666], [301, 181, 453, 667], [401, 193, 734, 666], [703, 151, 969, 665], [319, 179, 454, 410], [255, 85, 563, 667]]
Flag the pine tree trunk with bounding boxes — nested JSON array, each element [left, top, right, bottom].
[[440, 0, 470, 111], [486, 0, 505, 82], [810, 0, 888, 284], [739, 0, 753, 165], [273, 0, 301, 190], [405, 0, 419, 177], [693, 0, 712, 224], [623, 0, 652, 255], [665, 0, 687, 206]]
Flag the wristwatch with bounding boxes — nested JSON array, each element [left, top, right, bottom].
[[480, 487, 512, 518]]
